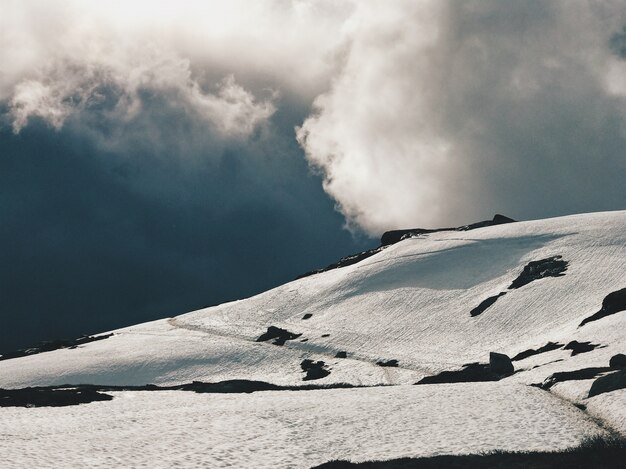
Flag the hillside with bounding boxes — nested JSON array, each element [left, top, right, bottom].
[[1, 210, 625, 467]]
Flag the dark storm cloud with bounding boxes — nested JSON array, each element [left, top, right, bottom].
[[0, 1, 366, 351], [0, 99, 368, 353]]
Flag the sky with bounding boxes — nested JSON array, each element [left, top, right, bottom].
[[1, 0, 625, 352]]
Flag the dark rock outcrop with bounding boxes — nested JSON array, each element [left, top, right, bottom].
[[380, 214, 515, 246], [335, 351, 347, 359], [511, 342, 563, 361], [489, 352, 514, 376], [540, 367, 612, 389], [470, 255, 568, 318], [609, 354, 626, 368], [0, 387, 113, 407], [0, 333, 114, 361], [580, 287, 626, 327], [256, 326, 301, 346], [296, 247, 384, 279], [301, 359, 331, 381], [376, 359, 399, 367], [1, 380, 364, 405], [564, 341, 601, 356], [298, 215, 515, 279], [470, 292, 507, 317], [417, 363, 499, 384], [508, 256, 568, 289], [302, 314, 313, 320]]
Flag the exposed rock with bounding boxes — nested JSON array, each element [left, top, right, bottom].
[[296, 247, 384, 279], [376, 359, 399, 367], [489, 352, 514, 376], [0, 387, 113, 407], [0, 333, 114, 361], [609, 354, 626, 368], [588, 370, 626, 398], [256, 326, 301, 346], [564, 340, 601, 356], [179, 380, 282, 393], [298, 214, 515, 279], [580, 287, 626, 327], [301, 359, 331, 381], [321, 334, 330, 338], [302, 313, 313, 320], [335, 351, 348, 359], [416, 363, 500, 384], [1, 381, 362, 404], [540, 367, 612, 389], [470, 292, 507, 317], [380, 214, 515, 246], [508, 256, 568, 289], [511, 342, 563, 361]]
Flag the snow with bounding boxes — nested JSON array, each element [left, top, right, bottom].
[[0, 384, 606, 469], [1, 210, 625, 466]]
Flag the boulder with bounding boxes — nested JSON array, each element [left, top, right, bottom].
[[489, 352, 514, 376], [588, 369, 626, 398], [609, 353, 626, 368]]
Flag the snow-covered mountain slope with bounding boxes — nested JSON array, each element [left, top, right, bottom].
[[2, 210, 624, 387], [1, 210, 625, 467]]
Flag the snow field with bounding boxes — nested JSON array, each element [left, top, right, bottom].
[[0, 383, 606, 469]]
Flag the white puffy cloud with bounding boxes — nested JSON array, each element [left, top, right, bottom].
[[298, 0, 626, 234], [1, 0, 354, 136]]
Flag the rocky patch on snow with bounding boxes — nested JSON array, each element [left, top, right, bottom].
[[416, 364, 499, 384], [540, 367, 612, 390], [508, 256, 569, 289], [511, 342, 564, 361], [580, 287, 626, 327], [380, 214, 515, 246], [376, 359, 399, 367], [298, 214, 515, 279], [0, 387, 113, 407], [470, 256, 569, 317], [564, 340, 602, 356], [256, 326, 301, 346], [1, 380, 370, 407], [301, 359, 331, 381], [417, 353, 514, 384], [470, 292, 507, 317], [296, 247, 385, 279]]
